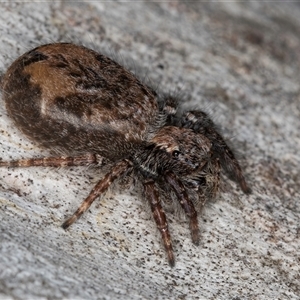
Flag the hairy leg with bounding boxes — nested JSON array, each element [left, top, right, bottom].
[[62, 160, 129, 229], [143, 179, 174, 266], [182, 110, 251, 193], [165, 172, 200, 245], [0, 153, 104, 168]]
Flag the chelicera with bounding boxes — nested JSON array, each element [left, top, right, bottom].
[[1, 43, 250, 265]]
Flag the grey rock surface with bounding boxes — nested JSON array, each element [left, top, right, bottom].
[[0, 2, 299, 299]]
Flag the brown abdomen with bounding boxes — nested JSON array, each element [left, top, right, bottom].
[[2, 43, 158, 161]]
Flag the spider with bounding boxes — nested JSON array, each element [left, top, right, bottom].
[[0, 43, 250, 266]]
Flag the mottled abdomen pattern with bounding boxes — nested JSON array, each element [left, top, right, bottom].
[[2, 43, 158, 160]]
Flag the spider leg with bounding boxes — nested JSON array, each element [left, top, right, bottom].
[[209, 157, 221, 199], [162, 95, 178, 117], [143, 179, 175, 266], [62, 160, 129, 229], [0, 153, 104, 168], [155, 93, 180, 127], [182, 110, 251, 193], [165, 172, 200, 245]]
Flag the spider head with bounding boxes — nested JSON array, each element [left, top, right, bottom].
[[134, 126, 213, 178]]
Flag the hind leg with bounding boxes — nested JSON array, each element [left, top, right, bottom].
[[0, 153, 104, 168]]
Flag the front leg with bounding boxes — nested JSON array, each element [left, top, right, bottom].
[[181, 110, 251, 193], [164, 172, 200, 245], [143, 179, 174, 266]]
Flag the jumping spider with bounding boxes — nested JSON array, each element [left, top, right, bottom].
[[1, 43, 250, 265]]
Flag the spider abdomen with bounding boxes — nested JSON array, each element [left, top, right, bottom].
[[2, 43, 158, 161]]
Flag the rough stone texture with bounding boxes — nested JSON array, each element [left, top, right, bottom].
[[0, 2, 299, 299]]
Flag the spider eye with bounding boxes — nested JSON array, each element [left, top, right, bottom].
[[172, 150, 181, 158]]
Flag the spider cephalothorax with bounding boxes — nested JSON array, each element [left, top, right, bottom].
[[1, 43, 250, 266], [134, 126, 212, 178]]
